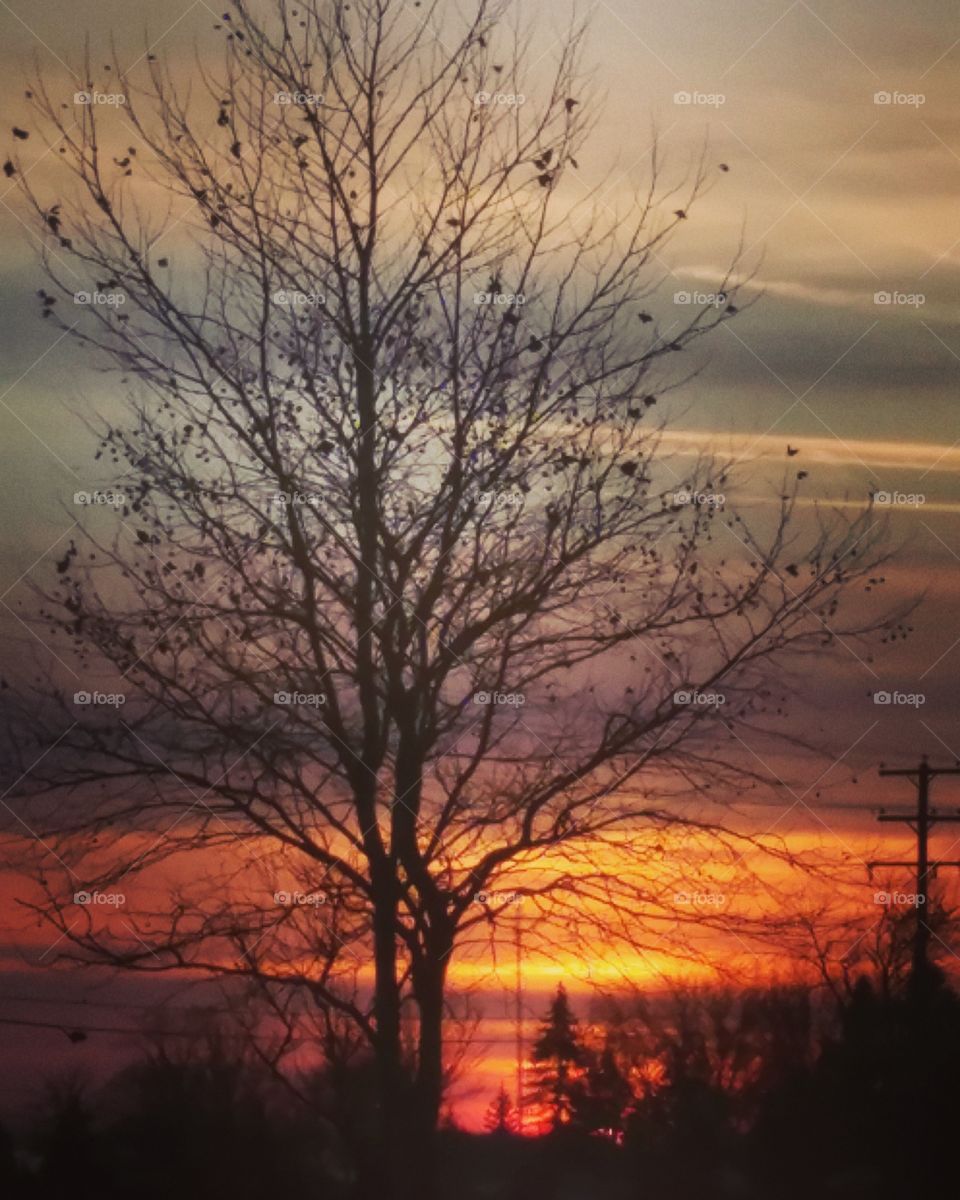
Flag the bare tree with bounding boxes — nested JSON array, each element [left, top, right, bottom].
[[791, 884, 960, 1012], [3, 1, 904, 1195]]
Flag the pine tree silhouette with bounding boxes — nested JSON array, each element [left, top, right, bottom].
[[529, 984, 587, 1131], [483, 1083, 517, 1134]]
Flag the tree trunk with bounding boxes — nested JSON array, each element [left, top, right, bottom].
[[362, 862, 410, 1200], [409, 939, 452, 1200]]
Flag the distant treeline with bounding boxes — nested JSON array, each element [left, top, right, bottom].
[[3, 968, 960, 1199]]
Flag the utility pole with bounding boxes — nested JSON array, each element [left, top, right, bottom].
[[869, 758, 960, 986]]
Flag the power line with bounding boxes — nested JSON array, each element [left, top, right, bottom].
[[0, 992, 219, 1014], [0, 1015, 140, 1037], [0, 1011, 520, 1048]]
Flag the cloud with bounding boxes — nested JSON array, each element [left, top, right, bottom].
[[659, 428, 960, 475]]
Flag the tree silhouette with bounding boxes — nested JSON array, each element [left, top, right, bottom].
[[102, 1021, 323, 1200], [529, 984, 587, 1130], [795, 885, 960, 1013], [483, 1083, 517, 1135], [590, 983, 819, 1195], [32, 1072, 105, 1200], [3, 0, 902, 1195], [573, 1039, 633, 1136], [747, 967, 960, 1198]]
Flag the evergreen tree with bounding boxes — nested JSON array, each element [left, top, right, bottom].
[[573, 1041, 634, 1136], [483, 1083, 517, 1134], [530, 984, 587, 1131]]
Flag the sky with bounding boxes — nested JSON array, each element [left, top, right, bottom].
[[1, 0, 960, 1126]]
